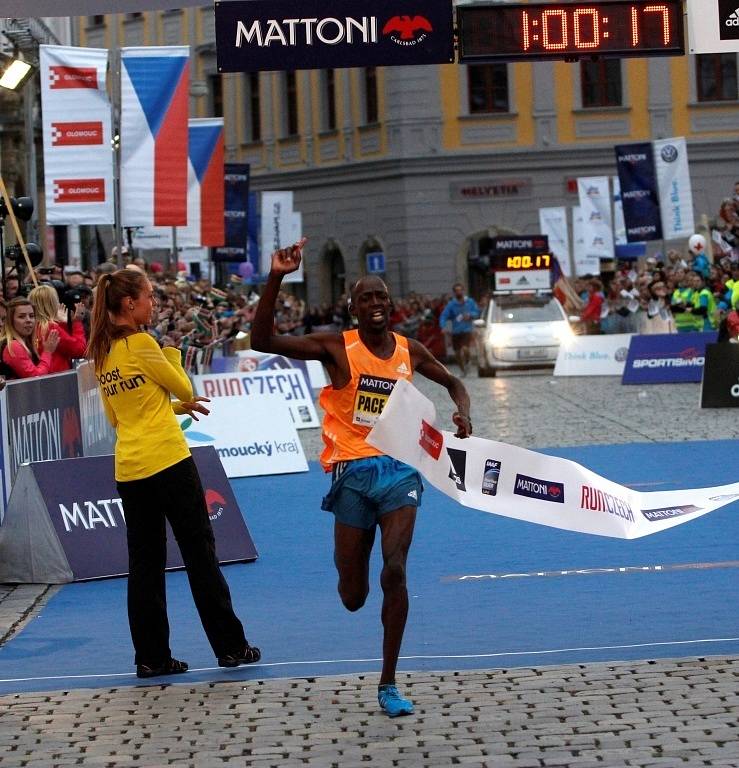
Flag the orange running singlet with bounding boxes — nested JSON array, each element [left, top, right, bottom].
[[319, 329, 413, 471]]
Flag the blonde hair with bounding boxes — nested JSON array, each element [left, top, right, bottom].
[[2, 297, 39, 359], [28, 284, 60, 342]]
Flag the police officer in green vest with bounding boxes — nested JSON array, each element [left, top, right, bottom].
[[690, 271, 717, 332], [723, 264, 739, 311], [670, 270, 695, 333]]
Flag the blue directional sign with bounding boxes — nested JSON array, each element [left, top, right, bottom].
[[366, 251, 386, 274]]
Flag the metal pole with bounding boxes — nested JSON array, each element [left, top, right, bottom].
[[24, 74, 39, 248], [112, 21, 123, 268], [170, 225, 177, 275]]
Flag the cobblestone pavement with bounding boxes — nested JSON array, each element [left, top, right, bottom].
[[1, 372, 737, 768]]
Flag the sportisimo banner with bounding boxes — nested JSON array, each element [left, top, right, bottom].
[[367, 379, 739, 540], [216, 0, 455, 73], [39, 45, 114, 225], [622, 332, 717, 384], [120, 46, 189, 227]]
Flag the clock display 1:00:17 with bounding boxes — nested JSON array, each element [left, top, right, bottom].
[[457, 0, 685, 63]]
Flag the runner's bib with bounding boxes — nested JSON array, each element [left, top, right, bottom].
[[353, 374, 396, 426]]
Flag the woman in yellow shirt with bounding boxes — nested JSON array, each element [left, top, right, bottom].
[[87, 269, 260, 679]]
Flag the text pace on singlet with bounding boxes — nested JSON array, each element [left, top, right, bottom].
[[353, 374, 397, 427]]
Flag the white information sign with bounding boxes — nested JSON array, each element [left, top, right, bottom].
[[554, 334, 633, 377], [193, 369, 319, 429], [688, 0, 739, 54], [178, 395, 307, 478], [494, 270, 550, 292]]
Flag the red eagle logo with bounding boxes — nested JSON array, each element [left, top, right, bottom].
[[382, 15, 433, 40]]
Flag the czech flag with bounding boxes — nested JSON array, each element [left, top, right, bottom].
[[120, 46, 189, 227]]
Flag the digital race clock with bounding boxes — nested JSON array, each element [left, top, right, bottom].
[[458, 1, 685, 63], [491, 253, 553, 271]]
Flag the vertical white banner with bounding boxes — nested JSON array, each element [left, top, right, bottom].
[[653, 137, 695, 241], [577, 177, 614, 261], [283, 211, 304, 284], [572, 206, 600, 276], [612, 176, 628, 246], [40, 45, 114, 225], [260, 191, 294, 275], [539, 207, 571, 276]]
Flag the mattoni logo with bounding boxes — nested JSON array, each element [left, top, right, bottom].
[[53, 179, 105, 204], [205, 489, 227, 521], [446, 448, 467, 492], [49, 65, 98, 90], [720, 0, 739, 39], [514, 473, 565, 504], [382, 14, 432, 45], [51, 121, 104, 147], [419, 419, 443, 460], [641, 504, 703, 522]]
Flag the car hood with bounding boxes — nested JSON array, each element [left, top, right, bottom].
[[488, 320, 568, 343]]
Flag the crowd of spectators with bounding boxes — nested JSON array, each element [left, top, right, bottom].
[[0, 183, 737, 383]]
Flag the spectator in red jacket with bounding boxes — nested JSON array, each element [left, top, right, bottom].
[[28, 284, 87, 373], [1, 297, 59, 379], [580, 279, 605, 335]]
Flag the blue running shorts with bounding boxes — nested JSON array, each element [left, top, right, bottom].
[[321, 455, 423, 530]]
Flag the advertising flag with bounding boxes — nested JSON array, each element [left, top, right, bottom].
[[260, 191, 294, 275], [40, 45, 114, 225], [538, 207, 571, 276], [214, 163, 250, 263], [120, 46, 189, 227], [577, 177, 614, 261], [653, 137, 695, 241], [572, 206, 600, 276], [614, 143, 662, 242], [282, 211, 304, 284]]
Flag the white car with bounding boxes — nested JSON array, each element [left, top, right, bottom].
[[474, 293, 575, 377]]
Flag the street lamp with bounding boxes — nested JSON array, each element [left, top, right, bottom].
[[0, 55, 34, 92]]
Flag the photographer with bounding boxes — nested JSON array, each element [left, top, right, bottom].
[[28, 284, 87, 372], [0, 297, 59, 378]]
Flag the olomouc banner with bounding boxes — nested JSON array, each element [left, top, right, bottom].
[[39, 45, 114, 225], [367, 380, 739, 540], [120, 46, 189, 227]]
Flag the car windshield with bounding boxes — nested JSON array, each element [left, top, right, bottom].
[[490, 296, 564, 323]]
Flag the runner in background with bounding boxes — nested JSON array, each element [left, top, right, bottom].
[[251, 238, 471, 718]]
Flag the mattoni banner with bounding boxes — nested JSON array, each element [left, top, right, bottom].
[[614, 142, 662, 242], [367, 379, 739, 540], [39, 45, 114, 225], [214, 163, 250, 263], [216, 0, 455, 73]]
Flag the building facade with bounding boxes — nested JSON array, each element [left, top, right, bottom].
[[76, 7, 739, 301]]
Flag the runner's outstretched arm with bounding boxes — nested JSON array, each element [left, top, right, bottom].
[[250, 239, 337, 365], [408, 339, 472, 438]]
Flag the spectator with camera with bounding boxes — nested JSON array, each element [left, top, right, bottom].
[[0, 296, 59, 378], [28, 283, 87, 373]]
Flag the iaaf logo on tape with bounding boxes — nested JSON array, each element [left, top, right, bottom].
[[419, 419, 443, 460], [641, 504, 703, 522], [49, 65, 98, 90], [51, 121, 104, 147], [514, 473, 565, 504], [53, 179, 105, 204]]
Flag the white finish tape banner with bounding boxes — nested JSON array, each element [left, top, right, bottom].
[[367, 380, 739, 540]]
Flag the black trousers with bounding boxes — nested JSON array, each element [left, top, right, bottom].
[[117, 456, 246, 666]]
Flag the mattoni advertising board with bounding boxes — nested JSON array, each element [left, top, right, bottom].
[[216, 0, 455, 73], [701, 343, 739, 407], [622, 332, 718, 384], [178, 395, 309, 478], [193, 368, 319, 428], [554, 334, 633, 377], [0, 446, 257, 583], [76, 361, 116, 457]]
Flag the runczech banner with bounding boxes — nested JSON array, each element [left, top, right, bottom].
[[367, 379, 739, 540], [120, 46, 189, 227]]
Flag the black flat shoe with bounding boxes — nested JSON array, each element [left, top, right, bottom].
[[218, 642, 261, 668], [136, 657, 189, 679]]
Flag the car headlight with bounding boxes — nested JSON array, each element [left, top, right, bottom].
[[487, 328, 511, 346], [553, 323, 574, 342]]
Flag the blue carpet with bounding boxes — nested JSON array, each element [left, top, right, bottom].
[[1, 440, 739, 695]]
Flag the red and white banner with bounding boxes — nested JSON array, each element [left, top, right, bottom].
[[368, 380, 739, 540], [120, 46, 189, 227], [40, 45, 114, 225]]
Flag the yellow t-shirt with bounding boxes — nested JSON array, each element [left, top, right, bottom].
[[97, 333, 192, 482]]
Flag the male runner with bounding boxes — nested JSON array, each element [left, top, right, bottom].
[[251, 239, 471, 717]]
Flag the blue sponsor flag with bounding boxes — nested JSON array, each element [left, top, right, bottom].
[[615, 143, 662, 242], [214, 163, 250, 263]]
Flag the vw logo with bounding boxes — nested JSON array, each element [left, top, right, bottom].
[[660, 144, 678, 163]]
